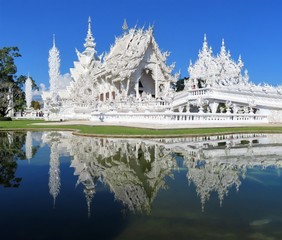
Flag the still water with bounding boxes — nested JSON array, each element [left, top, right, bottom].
[[1, 131, 282, 240]]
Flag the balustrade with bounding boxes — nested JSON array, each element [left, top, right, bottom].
[[91, 111, 268, 123]]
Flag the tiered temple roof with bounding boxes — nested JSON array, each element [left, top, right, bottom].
[[188, 35, 249, 88], [66, 19, 178, 105]]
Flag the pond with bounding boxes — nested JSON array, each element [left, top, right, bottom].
[[1, 131, 282, 240]]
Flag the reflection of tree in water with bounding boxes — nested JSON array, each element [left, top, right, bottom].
[[0, 131, 38, 188]]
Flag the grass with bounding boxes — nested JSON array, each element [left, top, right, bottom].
[[2, 119, 282, 137]]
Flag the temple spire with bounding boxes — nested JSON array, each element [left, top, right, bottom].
[[83, 16, 96, 57], [53, 34, 56, 47], [88, 16, 91, 32], [220, 38, 226, 56], [25, 75, 32, 109], [202, 34, 209, 53], [48, 35, 60, 101], [122, 18, 128, 32]]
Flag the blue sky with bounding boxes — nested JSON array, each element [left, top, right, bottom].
[[0, 0, 282, 92]]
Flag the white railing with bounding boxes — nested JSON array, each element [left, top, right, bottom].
[[174, 86, 282, 110], [74, 99, 171, 112], [174, 88, 210, 100], [91, 112, 268, 124]]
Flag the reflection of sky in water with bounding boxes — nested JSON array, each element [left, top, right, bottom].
[[1, 131, 282, 239]]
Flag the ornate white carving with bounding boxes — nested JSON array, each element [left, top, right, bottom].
[[188, 35, 249, 88], [40, 21, 282, 123], [49, 35, 60, 101]]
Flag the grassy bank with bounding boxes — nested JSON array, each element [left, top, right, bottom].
[[1, 119, 282, 137]]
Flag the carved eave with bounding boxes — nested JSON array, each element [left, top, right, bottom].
[[102, 27, 176, 83]]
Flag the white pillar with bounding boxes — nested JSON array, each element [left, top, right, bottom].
[[155, 64, 158, 98], [25, 77, 33, 109], [135, 81, 139, 98]]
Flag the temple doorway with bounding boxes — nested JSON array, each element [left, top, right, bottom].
[[139, 69, 155, 98]]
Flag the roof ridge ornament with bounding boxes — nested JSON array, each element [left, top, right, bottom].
[[83, 16, 97, 58], [53, 34, 56, 48], [88, 16, 91, 33], [122, 18, 128, 32]]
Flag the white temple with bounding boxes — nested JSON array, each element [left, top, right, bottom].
[[42, 18, 282, 123]]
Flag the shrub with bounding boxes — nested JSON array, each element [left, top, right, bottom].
[[0, 117, 12, 121]]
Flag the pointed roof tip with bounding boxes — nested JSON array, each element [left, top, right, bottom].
[[222, 38, 225, 46], [87, 16, 92, 33], [122, 18, 128, 31], [204, 33, 207, 41], [88, 16, 92, 31], [53, 34, 56, 47]]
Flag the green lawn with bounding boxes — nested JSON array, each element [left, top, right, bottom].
[[1, 119, 282, 137]]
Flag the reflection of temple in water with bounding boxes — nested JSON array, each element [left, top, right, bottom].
[[70, 137, 177, 215], [41, 132, 282, 214]]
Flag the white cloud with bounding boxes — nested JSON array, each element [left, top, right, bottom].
[[32, 73, 72, 97], [58, 73, 72, 90], [33, 83, 46, 97]]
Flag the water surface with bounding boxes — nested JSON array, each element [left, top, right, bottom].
[[1, 131, 282, 240]]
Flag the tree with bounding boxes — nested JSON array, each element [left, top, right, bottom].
[[176, 77, 189, 92], [31, 100, 41, 110], [0, 47, 38, 117]]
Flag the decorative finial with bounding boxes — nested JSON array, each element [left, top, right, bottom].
[[202, 34, 209, 52], [88, 16, 91, 33], [53, 34, 56, 47], [83, 16, 97, 57], [122, 18, 128, 32], [222, 38, 225, 46]]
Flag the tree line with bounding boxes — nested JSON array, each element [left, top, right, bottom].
[[0, 47, 39, 117]]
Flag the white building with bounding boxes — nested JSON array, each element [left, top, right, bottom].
[[42, 18, 282, 123], [42, 18, 177, 121]]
